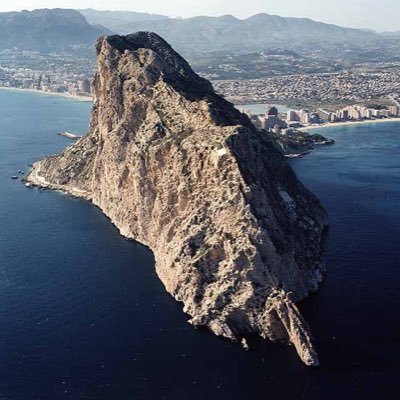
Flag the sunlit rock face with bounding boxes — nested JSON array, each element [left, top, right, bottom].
[[27, 32, 328, 366]]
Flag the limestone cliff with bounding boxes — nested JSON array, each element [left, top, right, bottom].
[[27, 32, 328, 366]]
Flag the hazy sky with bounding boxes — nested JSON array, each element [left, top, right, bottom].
[[0, 0, 399, 32]]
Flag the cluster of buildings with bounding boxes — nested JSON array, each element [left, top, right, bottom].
[[0, 49, 95, 98], [242, 106, 323, 133], [326, 105, 399, 122], [213, 63, 400, 105], [242, 106, 297, 135], [241, 102, 400, 135], [1, 72, 92, 96], [258, 106, 287, 131], [286, 109, 321, 125]]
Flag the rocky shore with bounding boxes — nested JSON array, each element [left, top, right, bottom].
[[275, 130, 335, 158], [27, 32, 328, 366]]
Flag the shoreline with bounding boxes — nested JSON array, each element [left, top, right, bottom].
[[0, 86, 93, 102], [26, 161, 91, 199], [299, 117, 400, 131]]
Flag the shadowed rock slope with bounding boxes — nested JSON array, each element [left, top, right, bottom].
[[27, 32, 328, 366]]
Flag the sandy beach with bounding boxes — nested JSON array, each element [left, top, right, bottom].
[[299, 117, 400, 131], [0, 86, 93, 102]]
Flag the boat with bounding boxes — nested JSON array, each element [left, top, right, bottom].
[[11, 176, 18, 180]]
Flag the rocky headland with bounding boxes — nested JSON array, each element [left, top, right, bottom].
[[27, 32, 328, 366], [276, 130, 335, 158]]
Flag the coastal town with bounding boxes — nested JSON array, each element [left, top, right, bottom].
[[239, 103, 400, 156], [213, 62, 400, 106], [241, 103, 400, 132], [1, 49, 400, 135], [0, 49, 95, 99]]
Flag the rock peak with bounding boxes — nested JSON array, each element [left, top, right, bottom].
[[103, 31, 178, 55], [96, 32, 249, 126], [28, 32, 328, 366], [99, 32, 212, 96]]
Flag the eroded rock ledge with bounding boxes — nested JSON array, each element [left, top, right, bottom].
[[27, 32, 328, 366]]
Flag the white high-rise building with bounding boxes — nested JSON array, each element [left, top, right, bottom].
[[299, 111, 311, 124]]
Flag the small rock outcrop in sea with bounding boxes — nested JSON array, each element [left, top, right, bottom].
[[27, 32, 328, 366], [275, 130, 335, 158]]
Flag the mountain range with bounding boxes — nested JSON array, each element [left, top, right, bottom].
[[0, 8, 109, 52], [88, 12, 380, 52], [0, 8, 388, 54], [79, 8, 169, 33]]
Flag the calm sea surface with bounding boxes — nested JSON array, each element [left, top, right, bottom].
[[0, 90, 399, 399]]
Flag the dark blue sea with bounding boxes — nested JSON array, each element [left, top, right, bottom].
[[0, 90, 399, 399]]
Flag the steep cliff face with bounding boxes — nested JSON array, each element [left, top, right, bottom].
[[27, 32, 328, 366]]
